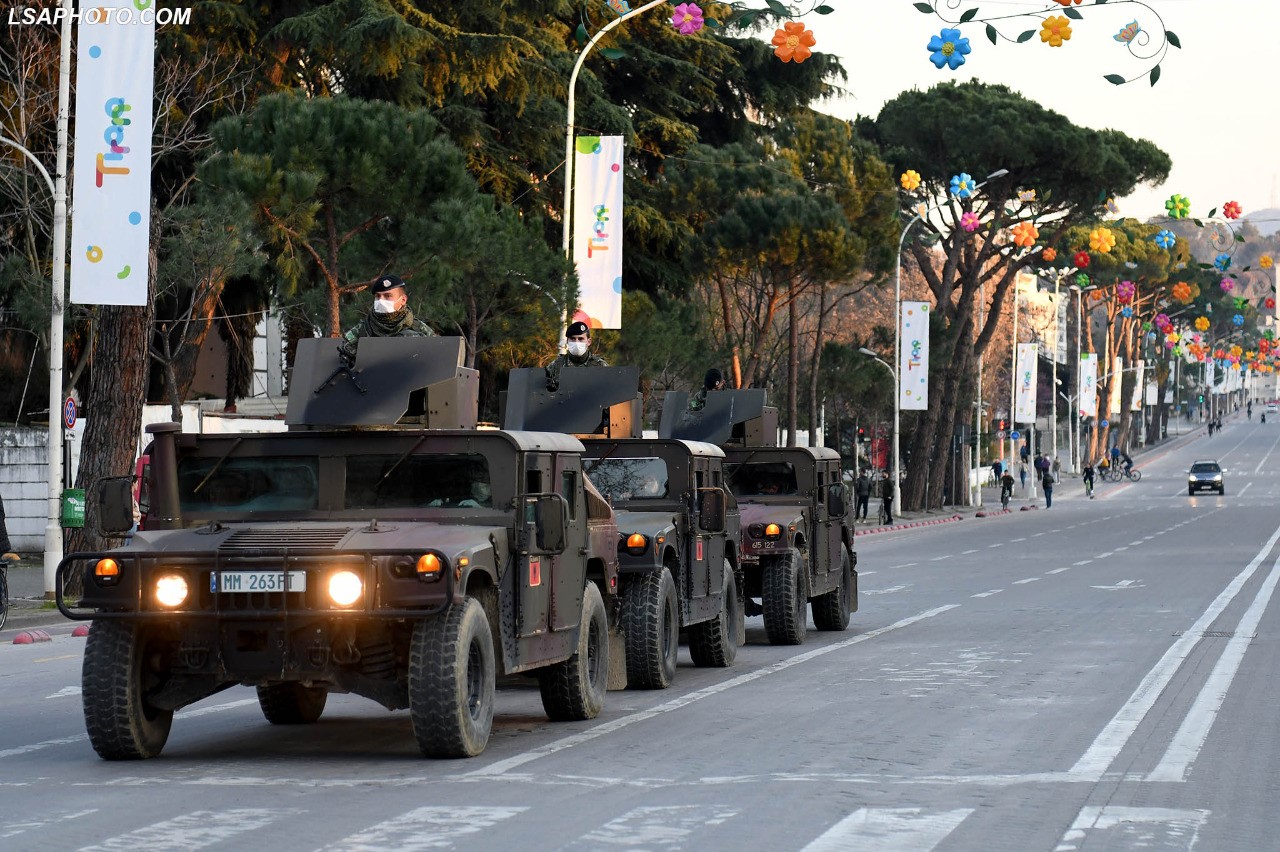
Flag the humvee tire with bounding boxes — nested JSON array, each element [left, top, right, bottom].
[[689, 561, 741, 668], [257, 683, 328, 725], [408, 597, 495, 758], [812, 551, 853, 632], [540, 583, 609, 720], [622, 566, 679, 689], [763, 548, 807, 646], [82, 620, 174, 760]]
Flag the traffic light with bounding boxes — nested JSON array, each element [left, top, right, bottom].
[[857, 427, 867, 443], [1198, 394, 1205, 403]]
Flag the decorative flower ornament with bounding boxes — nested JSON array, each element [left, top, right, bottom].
[[1089, 228, 1115, 253], [1234, 297, 1248, 310], [1146, 332, 1157, 342], [1115, 280, 1135, 304], [1195, 316, 1210, 331], [1120, 306, 1134, 318], [1153, 230, 1176, 249], [950, 172, 975, 198], [1268, 297, 1277, 310], [1213, 253, 1232, 272], [1220, 277, 1234, 293], [1222, 200, 1242, 220], [1042, 247, 1057, 262], [1262, 255, 1274, 269], [671, 3, 705, 35], [1040, 15, 1072, 47], [1165, 339, 1175, 349], [928, 28, 971, 70], [1233, 314, 1245, 327], [1167, 332, 1181, 343], [1073, 251, 1091, 268], [1090, 288, 1106, 302], [960, 211, 981, 232], [772, 21, 816, 63], [1154, 313, 1170, 329], [1075, 273, 1090, 287], [900, 170, 922, 191], [1165, 194, 1191, 218], [1143, 321, 1155, 332], [1018, 189, 1037, 202], [1011, 221, 1039, 247], [1172, 282, 1191, 302], [1052, 0, 1083, 5]]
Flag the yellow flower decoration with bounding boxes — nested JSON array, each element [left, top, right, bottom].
[[1195, 316, 1210, 331], [1040, 15, 1072, 47], [900, 170, 922, 191], [1262, 254, 1274, 269], [1089, 227, 1115, 253], [1231, 344, 1243, 357], [1011, 221, 1039, 248]]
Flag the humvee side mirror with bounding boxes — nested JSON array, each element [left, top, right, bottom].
[[697, 489, 725, 533], [95, 476, 136, 536], [827, 484, 846, 518], [533, 494, 569, 554]]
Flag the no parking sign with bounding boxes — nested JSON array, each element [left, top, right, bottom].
[[63, 397, 77, 429]]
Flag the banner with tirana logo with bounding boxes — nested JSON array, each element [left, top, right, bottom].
[[899, 301, 930, 410]]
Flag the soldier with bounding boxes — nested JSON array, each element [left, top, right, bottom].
[[688, 368, 727, 411], [338, 274, 434, 362], [545, 320, 607, 390]]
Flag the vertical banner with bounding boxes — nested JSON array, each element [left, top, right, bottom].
[[1109, 356, 1124, 414], [1079, 353, 1098, 418], [1131, 359, 1144, 411], [572, 135, 623, 329], [1015, 343, 1038, 423], [70, 2, 156, 306], [1205, 358, 1215, 393], [899, 301, 930, 410], [1054, 294, 1068, 365]]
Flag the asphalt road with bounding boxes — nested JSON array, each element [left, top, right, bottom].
[[2, 416, 1279, 851]]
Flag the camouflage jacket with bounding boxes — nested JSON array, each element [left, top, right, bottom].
[[339, 309, 434, 361], [544, 352, 608, 390]]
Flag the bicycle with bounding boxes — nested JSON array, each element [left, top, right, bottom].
[[1119, 467, 1142, 482], [0, 555, 13, 631]]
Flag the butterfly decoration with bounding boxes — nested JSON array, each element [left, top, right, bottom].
[[1114, 20, 1142, 44]]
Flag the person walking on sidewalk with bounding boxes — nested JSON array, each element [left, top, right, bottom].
[[853, 472, 871, 521], [1051, 457, 1061, 483], [879, 472, 894, 525], [1042, 469, 1055, 508]]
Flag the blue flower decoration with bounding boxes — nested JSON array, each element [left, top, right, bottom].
[[1147, 332, 1157, 342], [1121, 306, 1133, 318], [1214, 253, 1232, 272], [1233, 313, 1244, 326], [949, 172, 975, 198], [928, 29, 971, 71], [1153, 229, 1176, 249]]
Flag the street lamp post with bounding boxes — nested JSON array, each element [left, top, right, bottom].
[[858, 347, 897, 513]]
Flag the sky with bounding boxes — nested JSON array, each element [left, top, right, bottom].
[[809, 0, 1276, 225]]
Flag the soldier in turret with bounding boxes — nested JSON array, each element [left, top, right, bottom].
[[545, 320, 608, 391], [338, 274, 434, 363], [688, 368, 727, 411]]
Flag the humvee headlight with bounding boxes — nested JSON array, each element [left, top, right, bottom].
[[416, 553, 443, 578], [328, 571, 363, 607], [94, 558, 121, 586], [625, 533, 648, 555], [154, 574, 189, 608], [764, 523, 782, 540]]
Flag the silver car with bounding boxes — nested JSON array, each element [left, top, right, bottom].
[[1188, 459, 1224, 495]]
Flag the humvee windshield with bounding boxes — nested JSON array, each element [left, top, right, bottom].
[[586, 457, 669, 501], [179, 457, 320, 512], [725, 461, 798, 497], [346, 453, 492, 509]]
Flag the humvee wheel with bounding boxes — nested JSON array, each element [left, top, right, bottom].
[[408, 597, 495, 758], [762, 548, 807, 646], [257, 683, 328, 725], [622, 566, 679, 689], [812, 551, 853, 632], [689, 561, 741, 668], [82, 620, 174, 760], [540, 582, 609, 721]]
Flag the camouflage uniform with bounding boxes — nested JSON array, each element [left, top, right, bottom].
[[544, 352, 608, 391], [339, 308, 434, 362], [688, 387, 710, 411]]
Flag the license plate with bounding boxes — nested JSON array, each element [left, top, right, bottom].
[[215, 571, 307, 593]]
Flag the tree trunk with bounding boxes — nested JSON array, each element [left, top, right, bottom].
[[787, 295, 798, 447]]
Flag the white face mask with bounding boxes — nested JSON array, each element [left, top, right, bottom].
[[372, 297, 397, 314], [567, 340, 589, 358]]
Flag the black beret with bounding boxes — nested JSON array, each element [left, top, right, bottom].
[[566, 321, 590, 337], [372, 274, 407, 294], [705, 368, 724, 389]]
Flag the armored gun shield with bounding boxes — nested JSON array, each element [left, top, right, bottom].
[[286, 337, 478, 428], [504, 367, 641, 437], [659, 390, 777, 446]]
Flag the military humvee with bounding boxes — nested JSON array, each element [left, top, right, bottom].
[[661, 389, 856, 646], [57, 338, 618, 760], [504, 367, 743, 688]]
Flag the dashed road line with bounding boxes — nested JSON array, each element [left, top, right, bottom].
[[970, 590, 1003, 598], [1013, 578, 1040, 585], [1046, 567, 1071, 575]]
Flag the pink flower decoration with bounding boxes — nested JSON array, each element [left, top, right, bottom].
[[1154, 312, 1170, 329], [1116, 280, 1135, 304], [960, 212, 980, 232], [671, 3, 705, 35], [1220, 277, 1234, 293], [1222, 200, 1242, 220]]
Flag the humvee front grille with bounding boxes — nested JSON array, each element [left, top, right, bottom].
[[219, 528, 351, 552]]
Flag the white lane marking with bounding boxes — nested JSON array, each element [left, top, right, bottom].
[[859, 571, 876, 576], [573, 805, 736, 849], [1011, 538, 1027, 542], [1114, 546, 1129, 552], [1254, 427, 1280, 474], [1032, 532, 1046, 538], [1013, 578, 1040, 585], [1148, 549, 1280, 782], [1046, 567, 1071, 575], [1129, 541, 1144, 547], [961, 550, 978, 555], [802, 808, 972, 852], [929, 556, 951, 562], [44, 686, 81, 700], [326, 806, 526, 851], [1074, 560, 1093, 566], [1090, 580, 1143, 590], [79, 808, 301, 852], [0, 698, 257, 761], [1069, 520, 1280, 779], [889, 563, 918, 569], [1055, 806, 1209, 852], [971, 590, 1003, 598], [988, 543, 1004, 548], [0, 809, 97, 840], [1240, 482, 1252, 496], [1096, 552, 1114, 559], [863, 585, 910, 596], [467, 605, 960, 777]]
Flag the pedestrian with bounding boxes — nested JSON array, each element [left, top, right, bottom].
[[338, 274, 435, 363], [0, 491, 18, 563], [1042, 468, 1055, 508], [990, 459, 1002, 483], [853, 471, 871, 521], [1019, 463, 1027, 489], [1082, 462, 1095, 498], [879, 471, 894, 525], [1020, 443, 1030, 465], [545, 320, 608, 391], [1051, 457, 1061, 483]]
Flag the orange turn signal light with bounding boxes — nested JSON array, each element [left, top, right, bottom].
[[95, 558, 120, 578], [764, 523, 782, 538], [416, 553, 442, 575], [626, 533, 647, 550]]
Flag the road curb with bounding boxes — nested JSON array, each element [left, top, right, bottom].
[[858, 514, 964, 536], [12, 628, 53, 645]]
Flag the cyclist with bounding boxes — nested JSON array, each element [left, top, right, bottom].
[[1082, 462, 1095, 499], [999, 468, 1015, 509], [1120, 450, 1134, 476]]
